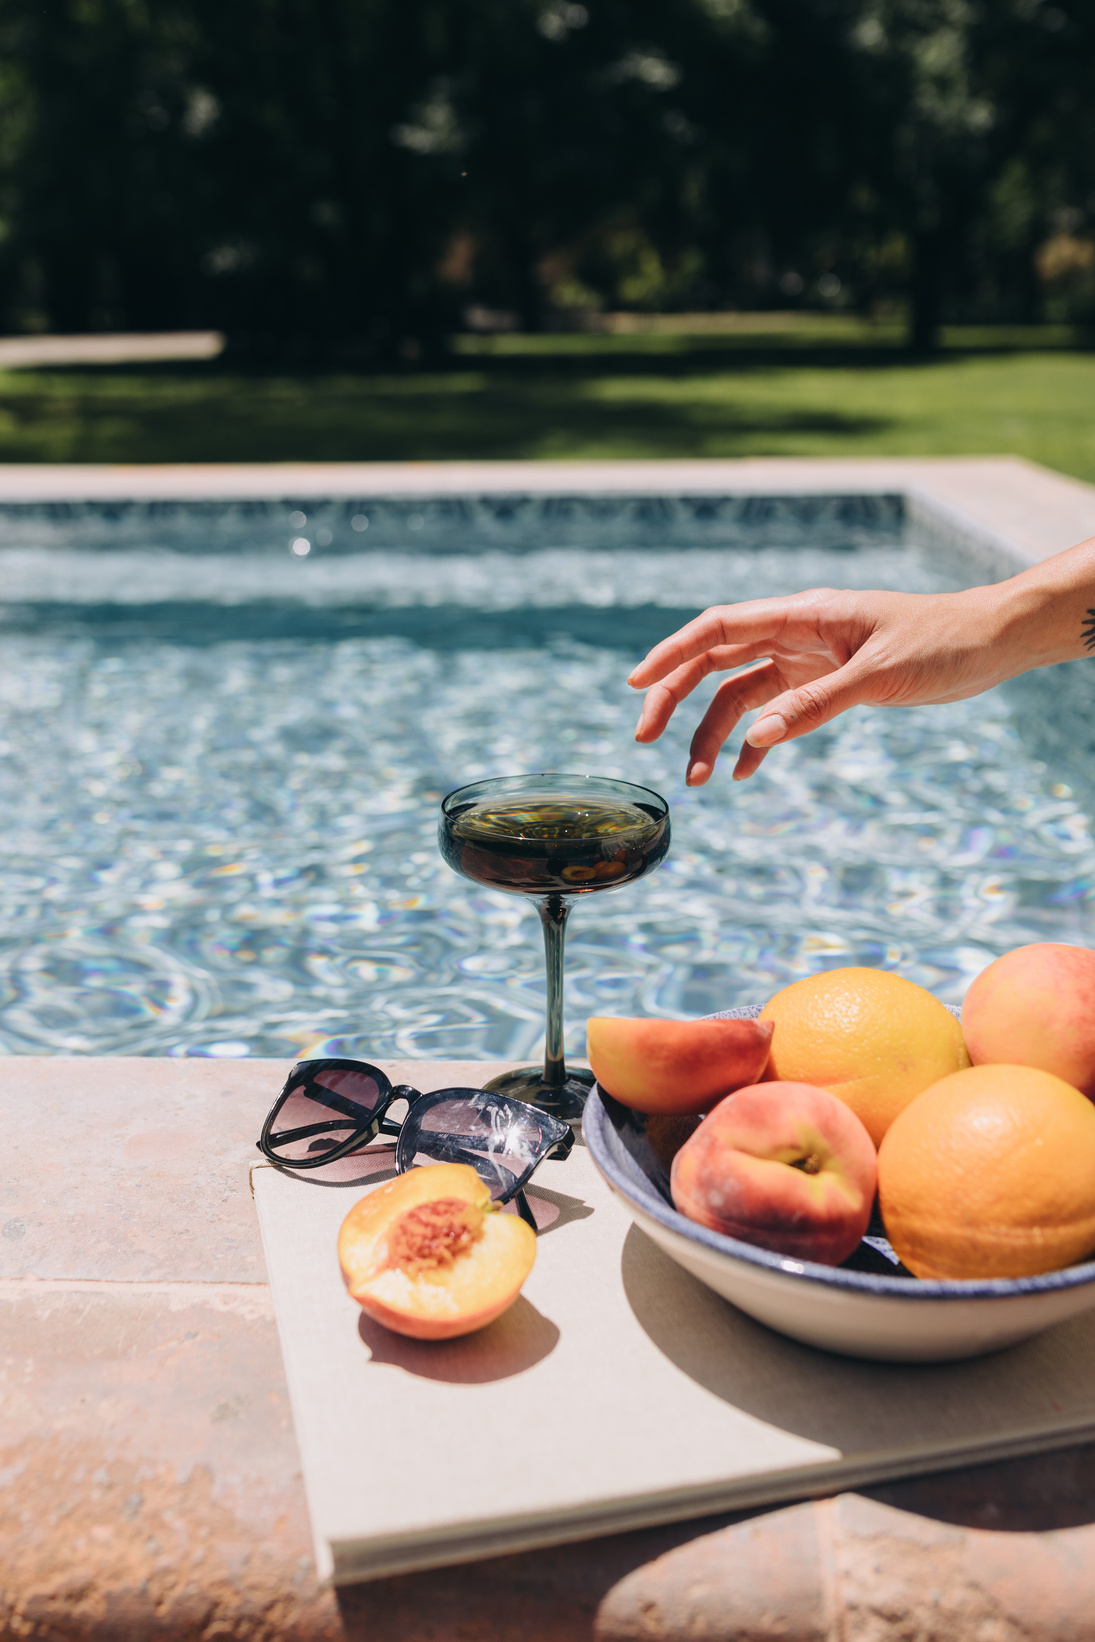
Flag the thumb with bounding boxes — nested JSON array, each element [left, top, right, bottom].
[[744, 660, 873, 749]]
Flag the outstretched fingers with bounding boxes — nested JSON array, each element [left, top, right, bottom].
[[732, 740, 770, 782], [744, 656, 875, 752], [627, 603, 791, 690], [685, 661, 784, 785], [634, 644, 769, 742]]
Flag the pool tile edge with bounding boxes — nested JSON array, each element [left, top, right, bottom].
[[0, 456, 1091, 568]]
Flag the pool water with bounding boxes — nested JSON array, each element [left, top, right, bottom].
[[0, 494, 1091, 1060]]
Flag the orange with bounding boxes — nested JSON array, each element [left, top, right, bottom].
[[878, 1064, 1095, 1280], [759, 967, 969, 1146]]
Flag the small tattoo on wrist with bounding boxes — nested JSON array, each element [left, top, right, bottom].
[[1084, 609, 1095, 651]]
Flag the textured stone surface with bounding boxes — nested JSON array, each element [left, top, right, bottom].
[[6, 1051, 1095, 1640], [838, 1492, 1095, 1642], [595, 1502, 835, 1642], [594, 1476, 1095, 1642], [0, 1280, 339, 1642], [0, 1057, 509, 1283]]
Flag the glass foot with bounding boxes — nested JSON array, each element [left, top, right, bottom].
[[482, 1064, 595, 1126]]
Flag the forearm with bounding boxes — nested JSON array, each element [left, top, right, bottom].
[[627, 531, 1095, 785], [983, 535, 1095, 672]]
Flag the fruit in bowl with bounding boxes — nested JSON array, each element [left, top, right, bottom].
[[585, 1079, 1095, 1362], [878, 1063, 1095, 1280], [962, 942, 1095, 1098], [670, 1081, 877, 1266], [338, 1162, 536, 1340], [585, 1015, 773, 1115], [759, 967, 970, 1145], [583, 957, 1095, 1360]]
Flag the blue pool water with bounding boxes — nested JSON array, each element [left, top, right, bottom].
[[0, 493, 1091, 1059]]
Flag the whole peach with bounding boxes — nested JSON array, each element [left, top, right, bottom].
[[962, 943, 1095, 1098], [670, 1081, 877, 1266]]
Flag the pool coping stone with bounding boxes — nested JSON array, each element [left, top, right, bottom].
[[0, 455, 1092, 574]]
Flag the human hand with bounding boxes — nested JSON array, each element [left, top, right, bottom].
[[628, 584, 1025, 784]]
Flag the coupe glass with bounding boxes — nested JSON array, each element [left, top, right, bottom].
[[439, 773, 670, 1122]]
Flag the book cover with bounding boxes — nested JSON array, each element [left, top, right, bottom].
[[254, 1143, 1095, 1584]]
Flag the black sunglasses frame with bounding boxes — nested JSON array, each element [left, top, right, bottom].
[[256, 1057, 573, 1231], [257, 1057, 416, 1170]]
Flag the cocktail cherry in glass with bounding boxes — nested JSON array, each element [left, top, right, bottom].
[[439, 773, 670, 1122]]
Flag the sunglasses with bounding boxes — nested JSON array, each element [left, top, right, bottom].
[[256, 1057, 574, 1229]]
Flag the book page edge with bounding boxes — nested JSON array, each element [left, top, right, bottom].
[[323, 1410, 1095, 1585]]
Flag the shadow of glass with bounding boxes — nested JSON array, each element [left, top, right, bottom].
[[620, 1224, 1095, 1457], [357, 1294, 559, 1384]]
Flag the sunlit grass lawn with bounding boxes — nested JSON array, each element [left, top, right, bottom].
[[0, 320, 1092, 482]]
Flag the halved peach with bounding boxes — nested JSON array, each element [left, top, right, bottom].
[[338, 1162, 536, 1340], [586, 1015, 774, 1114]]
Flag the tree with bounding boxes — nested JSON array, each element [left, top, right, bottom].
[[0, 0, 1090, 349]]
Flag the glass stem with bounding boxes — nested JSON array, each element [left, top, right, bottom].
[[538, 894, 571, 1087]]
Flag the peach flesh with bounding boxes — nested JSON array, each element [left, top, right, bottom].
[[587, 1015, 774, 1115], [962, 942, 1095, 1098], [338, 1162, 536, 1340], [671, 1081, 877, 1266]]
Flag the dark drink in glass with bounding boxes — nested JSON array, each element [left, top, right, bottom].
[[439, 774, 670, 1122]]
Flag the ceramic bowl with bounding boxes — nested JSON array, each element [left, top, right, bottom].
[[583, 1010, 1095, 1362]]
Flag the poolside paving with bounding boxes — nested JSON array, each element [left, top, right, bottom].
[[5, 1054, 1095, 1641], [0, 455, 1093, 572], [0, 332, 224, 369]]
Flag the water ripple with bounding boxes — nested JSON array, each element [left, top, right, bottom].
[[0, 527, 1089, 1059]]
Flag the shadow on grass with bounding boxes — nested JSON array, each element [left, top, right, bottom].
[[6, 322, 1090, 463], [0, 348, 894, 463]]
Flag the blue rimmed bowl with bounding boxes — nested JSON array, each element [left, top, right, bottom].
[[584, 1067, 1095, 1363]]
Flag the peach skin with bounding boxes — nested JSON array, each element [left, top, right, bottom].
[[962, 943, 1095, 1099], [587, 1015, 774, 1114], [671, 1081, 877, 1265]]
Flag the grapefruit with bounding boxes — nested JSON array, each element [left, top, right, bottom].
[[877, 1064, 1095, 1280], [759, 967, 969, 1146]]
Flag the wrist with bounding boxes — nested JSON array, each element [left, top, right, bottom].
[[985, 542, 1095, 670]]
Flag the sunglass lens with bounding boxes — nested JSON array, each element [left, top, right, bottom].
[[267, 1065, 384, 1163], [399, 1092, 556, 1200]]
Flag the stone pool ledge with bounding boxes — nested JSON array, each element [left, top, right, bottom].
[[0, 1055, 512, 1642], [5, 1054, 1095, 1641], [0, 454, 1094, 574]]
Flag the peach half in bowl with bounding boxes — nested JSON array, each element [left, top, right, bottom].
[[583, 1007, 1095, 1363]]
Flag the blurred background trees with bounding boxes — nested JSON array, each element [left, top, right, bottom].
[[0, 0, 1090, 357]]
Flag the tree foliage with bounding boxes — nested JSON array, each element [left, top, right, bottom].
[[0, 0, 1090, 352]]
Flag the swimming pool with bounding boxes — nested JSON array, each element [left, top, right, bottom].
[[0, 491, 1091, 1059]]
